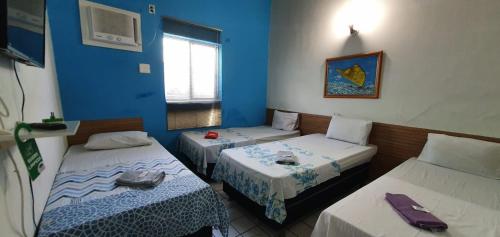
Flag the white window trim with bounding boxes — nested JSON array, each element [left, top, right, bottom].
[[164, 34, 221, 103]]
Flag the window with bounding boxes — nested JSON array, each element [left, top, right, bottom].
[[161, 17, 222, 130], [163, 35, 220, 102]]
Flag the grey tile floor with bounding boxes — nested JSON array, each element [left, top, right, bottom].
[[210, 182, 322, 237]]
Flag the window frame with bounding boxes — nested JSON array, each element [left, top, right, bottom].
[[163, 33, 221, 104]]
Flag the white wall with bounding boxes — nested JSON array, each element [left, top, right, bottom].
[[267, 0, 500, 138], [0, 22, 66, 236]]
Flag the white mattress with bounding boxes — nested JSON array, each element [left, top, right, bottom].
[[218, 134, 377, 199], [60, 138, 171, 172], [179, 126, 300, 174], [312, 158, 500, 237], [283, 133, 377, 173], [212, 134, 377, 223], [230, 126, 300, 144]]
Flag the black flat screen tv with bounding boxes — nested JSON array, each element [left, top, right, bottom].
[[0, 0, 46, 68]]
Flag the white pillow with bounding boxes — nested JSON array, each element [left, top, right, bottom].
[[326, 116, 372, 145], [418, 133, 500, 179], [84, 131, 153, 150], [272, 110, 299, 131]]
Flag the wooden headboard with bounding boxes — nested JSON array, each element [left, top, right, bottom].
[[266, 109, 500, 180], [67, 118, 144, 146]]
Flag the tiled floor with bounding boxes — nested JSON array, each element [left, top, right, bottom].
[[210, 182, 322, 237]]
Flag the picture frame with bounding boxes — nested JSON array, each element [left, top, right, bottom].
[[324, 51, 383, 99]]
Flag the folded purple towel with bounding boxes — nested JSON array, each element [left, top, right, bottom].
[[385, 193, 448, 232]]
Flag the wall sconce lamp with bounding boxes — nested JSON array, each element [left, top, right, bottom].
[[333, 0, 383, 38], [349, 24, 358, 35]]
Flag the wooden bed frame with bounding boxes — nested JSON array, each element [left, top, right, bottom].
[[67, 118, 144, 146], [222, 109, 500, 227], [66, 117, 212, 237], [265, 108, 500, 180]]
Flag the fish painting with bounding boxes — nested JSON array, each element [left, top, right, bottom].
[[324, 51, 383, 98], [336, 64, 366, 87]]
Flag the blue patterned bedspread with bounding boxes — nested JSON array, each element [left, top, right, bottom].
[[38, 156, 229, 237], [179, 127, 300, 175], [179, 129, 254, 175], [212, 134, 352, 224]]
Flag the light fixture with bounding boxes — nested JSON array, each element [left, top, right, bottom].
[[332, 0, 384, 38], [349, 24, 358, 35]]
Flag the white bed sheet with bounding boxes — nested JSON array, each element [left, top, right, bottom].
[[312, 158, 500, 237], [212, 134, 377, 223], [51, 138, 194, 211], [60, 138, 172, 172], [230, 126, 300, 144], [217, 133, 377, 199], [179, 126, 300, 174], [283, 133, 377, 173]]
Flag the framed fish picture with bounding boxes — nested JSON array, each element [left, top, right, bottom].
[[324, 51, 383, 98]]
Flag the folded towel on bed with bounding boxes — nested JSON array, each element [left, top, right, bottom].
[[275, 151, 299, 165], [385, 193, 448, 232], [116, 170, 165, 188]]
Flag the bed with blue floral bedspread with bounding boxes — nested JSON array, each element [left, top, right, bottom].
[[38, 138, 229, 237], [212, 134, 377, 224], [179, 126, 300, 175]]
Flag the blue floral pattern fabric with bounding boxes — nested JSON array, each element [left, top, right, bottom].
[[212, 135, 345, 223], [179, 127, 300, 175], [38, 156, 229, 237], [179, 129, 257, 174]]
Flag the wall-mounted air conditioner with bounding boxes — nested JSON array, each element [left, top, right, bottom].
[[79, 0, 142, 52]]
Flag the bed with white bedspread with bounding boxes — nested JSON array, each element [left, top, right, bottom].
[[312, 158, 500, 237], [179, 126, 300, 175], [38, 138, 229, 237], [212, 134, 377, 224]]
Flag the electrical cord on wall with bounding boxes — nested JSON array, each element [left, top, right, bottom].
[[12, 60, 38, 235], [6, 150, 29, 237], [12, 61, 25, 121], [28, 180, 37, 229], [0, 98, 27, 237]]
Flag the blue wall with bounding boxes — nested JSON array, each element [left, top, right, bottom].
[[47, 0, 271, 152]]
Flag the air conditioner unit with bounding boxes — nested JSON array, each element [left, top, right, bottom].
[[79, 0, 142, 52]]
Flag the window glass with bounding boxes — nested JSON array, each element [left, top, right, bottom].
[[163, 36, 191, 101], [191, 43, 217, 99], [163, 35, 219, 102]]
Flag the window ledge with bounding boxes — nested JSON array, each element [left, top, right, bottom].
[[167, 100, 221, 105]]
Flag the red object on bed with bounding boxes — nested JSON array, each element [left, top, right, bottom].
[[205, 131, 219, 139]]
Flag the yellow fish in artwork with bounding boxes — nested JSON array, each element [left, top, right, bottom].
[[336, 64, 366, 87]]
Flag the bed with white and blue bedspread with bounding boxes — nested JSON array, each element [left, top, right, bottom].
[[179, 126, 300, 175], [212, 134, 377, 224], [38, 138, 229, 237]]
